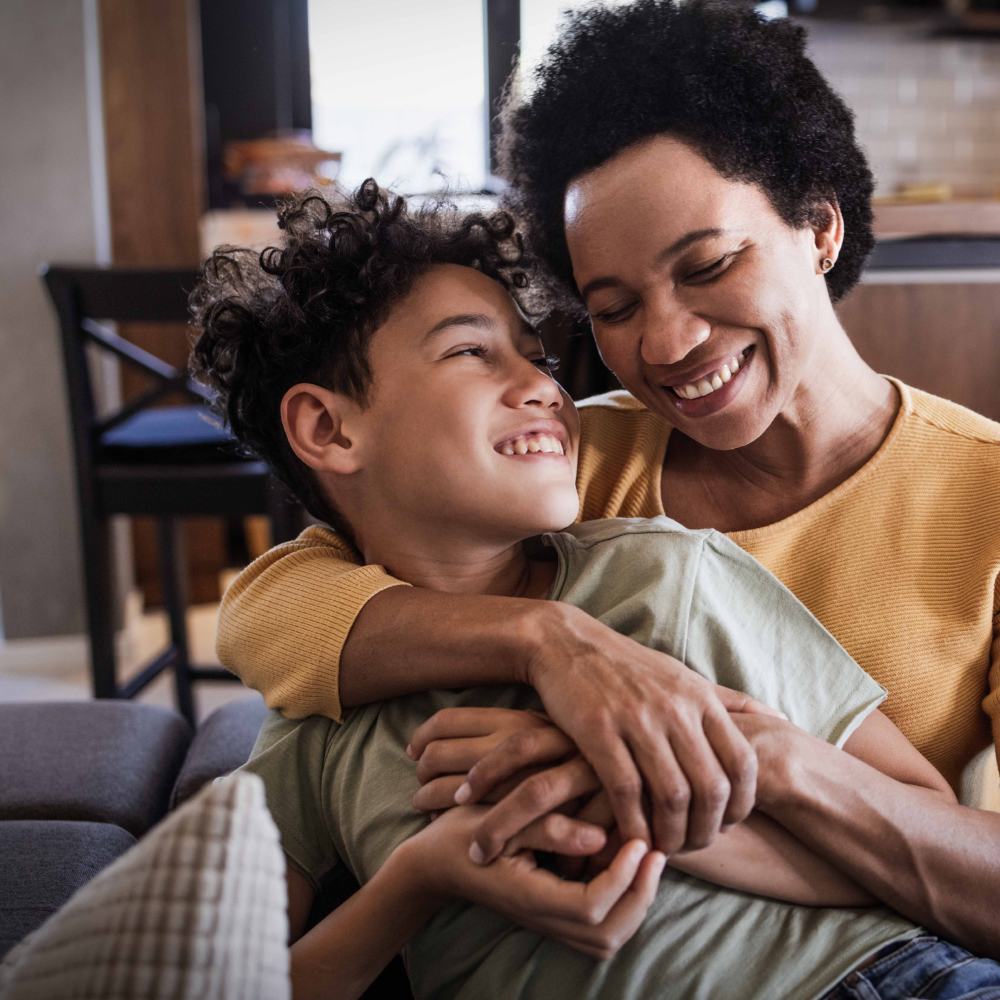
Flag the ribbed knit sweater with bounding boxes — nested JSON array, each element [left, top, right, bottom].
[[218, 379, 1000, 791]]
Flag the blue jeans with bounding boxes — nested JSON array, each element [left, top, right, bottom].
[[825, 935, 1000, 1000]]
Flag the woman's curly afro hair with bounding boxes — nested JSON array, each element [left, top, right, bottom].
[[190, 180, 528, 529], [498, 0, 875, 308]]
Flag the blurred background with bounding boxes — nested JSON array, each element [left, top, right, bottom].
[[0, 0, 998, 734]]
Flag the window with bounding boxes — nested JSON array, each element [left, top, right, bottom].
[[309, 0, 486, 194]]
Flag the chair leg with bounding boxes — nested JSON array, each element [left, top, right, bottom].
[[81, 513, 118, 699], [157, 517, 195, 725]]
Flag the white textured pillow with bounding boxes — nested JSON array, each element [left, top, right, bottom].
[[0, 773, 290, 1000]]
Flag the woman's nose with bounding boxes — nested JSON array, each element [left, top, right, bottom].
[[639, 293, 711, 367]]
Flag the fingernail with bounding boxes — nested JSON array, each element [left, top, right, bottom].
[[779, 712, 789, 720], [469, 842, 486, 865], [405, 743, 415, 759], [454, 782, 472, 804]]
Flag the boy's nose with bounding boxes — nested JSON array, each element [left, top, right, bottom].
[[505, 362, 563, 410]]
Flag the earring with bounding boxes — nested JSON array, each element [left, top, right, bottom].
[[821, 258, 834, 273]]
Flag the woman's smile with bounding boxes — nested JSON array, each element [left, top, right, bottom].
[[663, 345, 756, 418]]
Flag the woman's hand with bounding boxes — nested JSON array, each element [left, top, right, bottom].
[[395, 805, 667, 960], [343, 588, 779, 858], [410, 701, 771, 865], [519, 603, 784, 856]]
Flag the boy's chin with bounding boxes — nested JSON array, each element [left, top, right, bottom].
[[518, 498, 580, 538]]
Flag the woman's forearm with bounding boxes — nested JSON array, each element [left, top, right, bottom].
[[755, 733, 1000, 958], [338, 586, 547, 707], [289, 850, 439, 1000], [668, 812, 874, 907]]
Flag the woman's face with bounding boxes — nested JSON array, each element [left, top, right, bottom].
[[564, 136, 838, 450]]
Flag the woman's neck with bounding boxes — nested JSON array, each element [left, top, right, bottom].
[[663, 324, 900, 532]]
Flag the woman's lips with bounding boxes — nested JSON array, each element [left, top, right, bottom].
[[671, 347, 750, 400], [664, 345, 754, 416]]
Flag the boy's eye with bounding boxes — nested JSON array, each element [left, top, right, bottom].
[[449, 345, 489, 359], [532, 355, 559, 371]]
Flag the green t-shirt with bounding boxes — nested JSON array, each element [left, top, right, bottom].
[[240, 516, 917, 1000]]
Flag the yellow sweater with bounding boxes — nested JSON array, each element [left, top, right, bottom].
[[218, 379, 1000, 791]]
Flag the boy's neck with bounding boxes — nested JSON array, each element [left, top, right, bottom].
[[359, 534, 557, 600]]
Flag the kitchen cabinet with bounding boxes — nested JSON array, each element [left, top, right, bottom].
[[837, 239, 1000, 422]]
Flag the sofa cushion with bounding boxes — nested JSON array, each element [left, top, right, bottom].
[[0, 774, 289, 1000], [0, 701, 191, 836], [0, 820, 136, 960], [170, 694, 268, 809]]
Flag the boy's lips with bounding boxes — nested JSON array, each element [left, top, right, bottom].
[[494, 422, 568, 456]]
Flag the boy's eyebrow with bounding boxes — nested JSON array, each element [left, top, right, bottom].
[[422, 313, 496, 343]]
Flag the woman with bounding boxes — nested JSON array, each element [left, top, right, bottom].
[[217, 0, 1000, 958]]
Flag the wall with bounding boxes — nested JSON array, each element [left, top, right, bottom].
[[808, 21, 1000, 198], [0, 1, 105, 637]]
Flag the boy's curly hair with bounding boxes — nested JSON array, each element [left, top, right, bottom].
[[190, 179, 528, 529], [498, 0, 875, 311]]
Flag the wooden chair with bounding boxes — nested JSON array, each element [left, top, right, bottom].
[[42, 266, 302, 724]]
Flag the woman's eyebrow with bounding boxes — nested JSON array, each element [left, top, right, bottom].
[[579, 227, 728, 300], [422, 313, 495, 343]]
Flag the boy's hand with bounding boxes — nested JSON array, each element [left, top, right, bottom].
[[397, 805, 667, 960]]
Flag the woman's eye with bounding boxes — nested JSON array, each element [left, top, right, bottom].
[[593, 302, 638, 325], [686, 255, 731, 283]]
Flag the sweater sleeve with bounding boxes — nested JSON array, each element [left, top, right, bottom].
[[984, 573, 1000, 769], [216, 525, 409, 722]]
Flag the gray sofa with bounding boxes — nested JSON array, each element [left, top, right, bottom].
[[0, 695, 412, 999], [0, 696, 268, 960]]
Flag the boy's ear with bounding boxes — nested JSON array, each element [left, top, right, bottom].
[[281, 383, 366, 475]]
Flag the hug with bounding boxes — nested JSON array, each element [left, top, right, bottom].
[[189, 2, 1000, 998]]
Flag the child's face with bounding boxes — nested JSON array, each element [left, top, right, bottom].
[[350, 264, 580, 547]]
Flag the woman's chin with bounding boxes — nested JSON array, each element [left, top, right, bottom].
[[680, 409, 773, 451]]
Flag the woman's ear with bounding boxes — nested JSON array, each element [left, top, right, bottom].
[[812, 197, 845, 273], [281, 383, 366, 475]]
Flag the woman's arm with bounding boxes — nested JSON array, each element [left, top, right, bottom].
[[220, 533, 771, 856], [285, 808, 667, 1000], [410, 707, 953, 909], [733, 710, 1000, 959]]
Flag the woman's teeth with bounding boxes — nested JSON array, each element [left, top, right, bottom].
[[498, 432, 565, 456], [673, 349, 749, 400]]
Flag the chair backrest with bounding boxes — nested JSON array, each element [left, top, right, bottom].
[[42, 266, 208, 469]]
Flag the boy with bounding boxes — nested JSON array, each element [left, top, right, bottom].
[[191, 183, 976, 1000]]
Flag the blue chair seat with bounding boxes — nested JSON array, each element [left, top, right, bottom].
[[99, 405, 240, 464]]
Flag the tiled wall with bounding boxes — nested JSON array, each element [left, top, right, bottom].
[[806, 21, 1000, 197]]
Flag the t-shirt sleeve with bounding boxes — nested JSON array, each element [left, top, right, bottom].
[[684, 532, 887, 748], [217, 525, 410, 723], [237, 710, 343, 890]]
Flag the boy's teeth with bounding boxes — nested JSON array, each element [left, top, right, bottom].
[[675, 349, 748, 400], [498, 432, 565, 456]]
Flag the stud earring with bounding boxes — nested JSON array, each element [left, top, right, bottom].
[[820, 258, 834, 273]]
